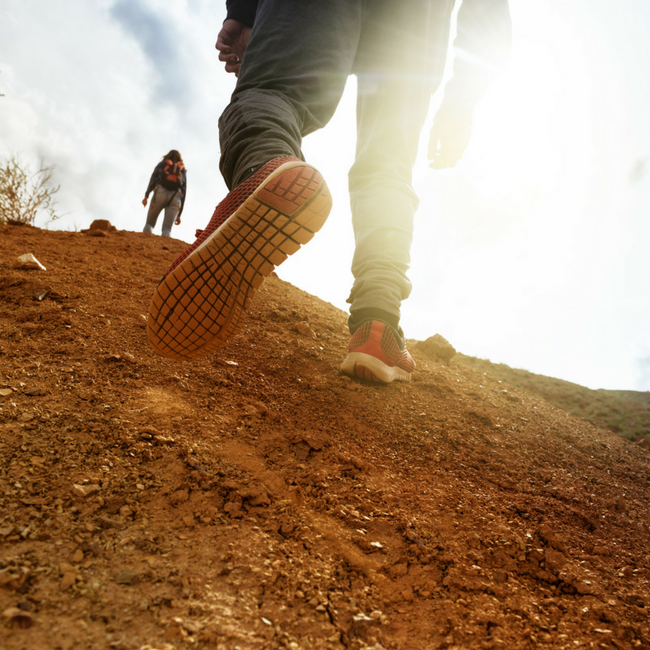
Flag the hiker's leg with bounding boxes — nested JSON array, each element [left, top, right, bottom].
[[144, 188, 166, 234], [161, 193, 182, 238], [218, 0, 364, 189], [347, 0, 454, 335]]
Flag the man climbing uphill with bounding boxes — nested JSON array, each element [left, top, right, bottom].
[[147, 0, 511, 383]]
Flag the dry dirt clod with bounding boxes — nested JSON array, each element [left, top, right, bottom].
[[71, 483, 101, 498], [2, 607, 34, 629], [295, 321, 316, 339], [60, 572, 77, 591]]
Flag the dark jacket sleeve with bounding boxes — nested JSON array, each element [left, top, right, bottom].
[[442, 0, 512, 112], [178, 169, 187, 216], [226, 0, 259, 27], [145, 161, 165, 198]]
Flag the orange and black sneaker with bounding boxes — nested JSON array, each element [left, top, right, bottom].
[[340, 320, 415, 383], [147, 156, 332, 359]]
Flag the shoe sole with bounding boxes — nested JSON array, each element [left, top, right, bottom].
[[340, 352, 412, 383], [147, 161, 332, 359]]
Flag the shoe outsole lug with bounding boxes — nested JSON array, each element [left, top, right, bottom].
[[147, 161, 331, 359], [340, 352, 412, 384]]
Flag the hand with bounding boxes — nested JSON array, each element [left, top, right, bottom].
[[428, 105, 473, 169], [175, 216, 181, 226], [142, 197, 148, 207], [216, 19, 251, 77]]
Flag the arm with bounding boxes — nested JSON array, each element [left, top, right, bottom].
[[143, 162, 164, 206], [216, 1, 258, 76], [225, 0, 258, 26], [429, 0, 512, 168], [176, 170, 187, 224]]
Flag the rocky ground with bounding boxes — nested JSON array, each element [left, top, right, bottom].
[[1, 222, 649, 650]]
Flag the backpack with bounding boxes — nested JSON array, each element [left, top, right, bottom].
[[160, 159, 184, 190]]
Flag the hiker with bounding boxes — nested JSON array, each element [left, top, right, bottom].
[[142, 150, 187, 238], [147, 0, 511, 383]]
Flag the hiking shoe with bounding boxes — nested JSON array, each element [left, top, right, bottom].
[[340, 320, 415, 383], [147, 156, 332, 359]]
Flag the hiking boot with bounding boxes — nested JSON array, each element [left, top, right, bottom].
[[340, 320, 415, 383], [147, 156, 332, 359]]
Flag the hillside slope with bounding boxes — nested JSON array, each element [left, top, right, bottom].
[[1, 222, 649, 650], [456, 355, 650, 443]]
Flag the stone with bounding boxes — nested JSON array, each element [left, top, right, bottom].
[[114, 569, 140, 585], [60, 572, 77, 591], [415, 334, 456, 363], [295, 321, 316, 339], [71, 484, 101, 498], [15, 254, 46, 271], [388, 563, 408, 579], [2, 607, 33, 629], [88, 219, 116, 233], [168, 489, 189, 506]]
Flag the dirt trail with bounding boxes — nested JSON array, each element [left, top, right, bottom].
[[1, 223, 649, 650]]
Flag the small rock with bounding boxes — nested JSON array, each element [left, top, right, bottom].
[[24, 387, 45, 397], [2, 607, 34, 629], [415, 334, 456, 363], [182, 515, 195, 528], [119, 506, 134, 518], [493, 570, 508, 583], [295, 321, 316, 339], [168, 489, 189, 506], [401, 587, 414, 601], [113, 569, 140, 585], [96, 516, 123, 529], [389, 563, 408, 579], [88, 219, 116, 233], [33, 290, 49, 301], [223, 502, 243, 518], [243, 488, 271, 507], [72, 549, 84, 563], [72, 484, 101, 498], [15, 253, 46, 271], [60, 572, 77, 591]]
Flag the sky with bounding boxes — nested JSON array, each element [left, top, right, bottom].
[[1, 0, 649, 392]]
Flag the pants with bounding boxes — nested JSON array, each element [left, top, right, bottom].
[[219, 0, 454, 329], [144, 186, 181, 238]]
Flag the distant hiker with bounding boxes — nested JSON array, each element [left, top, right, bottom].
[[142, 150, 187, 238], [147, 0, 511, 383]]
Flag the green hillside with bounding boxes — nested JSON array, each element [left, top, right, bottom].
[[455, 354, 650, 443]]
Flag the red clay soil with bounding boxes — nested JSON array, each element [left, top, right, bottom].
[[1, 222, 649, 650]]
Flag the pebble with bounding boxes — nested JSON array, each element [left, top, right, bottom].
[[2, 607, 34, 629], [295, 321, 316, 339], [15, 254, 46, 271], [72, 484, 101, 498], [60, 572, 76, 591]]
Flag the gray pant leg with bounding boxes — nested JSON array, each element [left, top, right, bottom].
[[144, 187, 177, 235], [219, 0, 364, 189], [347, 0, 455, 324], [161, 192, 182, 237]]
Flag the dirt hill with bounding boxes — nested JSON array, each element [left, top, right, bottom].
[[1, 222, 649, 650], [456, 355, 650, 444]]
